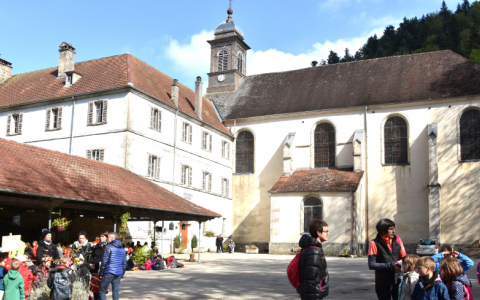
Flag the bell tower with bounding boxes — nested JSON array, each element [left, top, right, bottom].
[[206, 3, 250, 94]]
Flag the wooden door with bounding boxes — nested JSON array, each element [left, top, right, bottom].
[[180, 221, 188, 248]]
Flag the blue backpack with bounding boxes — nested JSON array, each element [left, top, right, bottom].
[[53, 268, 73, 300]]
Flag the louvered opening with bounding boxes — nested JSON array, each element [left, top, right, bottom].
[[218, 50, 228, 71]]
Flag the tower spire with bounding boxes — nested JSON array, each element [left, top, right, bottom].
[[227, 0, 233, 21]]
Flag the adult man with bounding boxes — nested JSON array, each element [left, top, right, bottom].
[[368, 219, 407, 300], [36, 229, 59, 265], [99, 232, 126, 300], [216, 235, 223, 253], [297, 219, 329, 300]]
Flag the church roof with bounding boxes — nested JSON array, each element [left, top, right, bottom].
[[214, 20, 245, 39], [209, 51, 480, 120], [0, 138, 221, 219], [0, 54, 231, 135], [269, 169, 364, 193]]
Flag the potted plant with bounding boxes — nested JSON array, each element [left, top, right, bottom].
[[246, 245, 259, 254], [222, 244, 229, 252], [191, 235, 198, 252], [51, 218, 72, 231], [174, 235, 181, 253]]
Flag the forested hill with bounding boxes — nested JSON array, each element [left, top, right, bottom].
[[323, 0, 480, 65]]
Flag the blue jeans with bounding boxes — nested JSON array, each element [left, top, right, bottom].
[[99, 273, 121, 300]]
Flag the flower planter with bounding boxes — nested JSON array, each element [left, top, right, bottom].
[[55, 226, 63, 231], [175, 248, 188, 254], [189, 254, 196, 262], [193, 247, 205, 253], [246, 248, 259, 254]]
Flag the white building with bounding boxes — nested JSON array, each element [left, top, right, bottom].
[[0, 43, 233, 250]]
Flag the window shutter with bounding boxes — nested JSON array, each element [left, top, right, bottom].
[[202, 132, 206, 149], [226, 180, 229, 197], [158, 111, 162, 132], [102, 100, 108, 124], [88, 102, 94, 125], [227, 143, 230, 159], [188, 166, 192, 186], [18, 113, 23, 135], [150, 107, 154, 129], [221, 141, 225, 157], [182, 123, 186, 141], [99, 149, 105, 162], [221, 178, 224, 196], [6, 114, 11, 135], [189, 125, 192, 144], [86, 150, 92, 160], [148, 154, 152, 177], [45, 109, 51, 131], [181, 166, 185, 185], [209, 134, 212, 152], [155, 158, 161, 180], [57, 107, 63, 129], [208, 173, 212, 192], [202, 172, 206, 190]]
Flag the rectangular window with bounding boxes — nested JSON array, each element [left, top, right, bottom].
[[150, 108, 162, 132], [88, 100, 108, 125], [86, 149, 105, 162], [221, 178, 229, 197], [181, 165, 192, 186], [182, 122, 192, 144], [221, 140, 230, 159], [6, 113, 23, 136], [202, 131, 212, 152], [148, 154, 161, 180], [202, 171, 212, 192], [45, 107, 63, 131]]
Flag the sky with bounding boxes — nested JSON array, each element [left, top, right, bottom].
[[0, 0, 464, 92]]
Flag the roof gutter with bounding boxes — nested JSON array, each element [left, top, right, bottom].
[[0, 188, 221, 218], [269, 189, 358, 193]]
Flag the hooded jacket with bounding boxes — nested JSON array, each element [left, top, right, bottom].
[[99, 240, 127, 278], [18, 262, 33, 295], [411, 272, 450, 300], [400, 271, 420, 300], [443, 273, 471, 300], [296, 234, 329, 300], [2, 270, 24, 300]]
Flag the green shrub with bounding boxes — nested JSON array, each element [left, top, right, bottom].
[[342, 248, 349, 255], [174, 235, 181, 248], [222, 244, 228, 249], [191, 234, 198, 250], [203, 230, 215, 237], [133, 245, 154, 265]]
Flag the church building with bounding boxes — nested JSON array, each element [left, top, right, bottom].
[[206, 8, 480, 255]]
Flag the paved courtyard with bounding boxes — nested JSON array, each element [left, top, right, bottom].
[[110, 253, 480, 300]]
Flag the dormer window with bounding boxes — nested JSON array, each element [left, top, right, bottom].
[[66, 74, 73, 85], [64, 71, 81, 87]]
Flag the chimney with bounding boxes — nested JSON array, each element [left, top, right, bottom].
[[171, 79, 179, 107], [311, 61, 318, 67], [0, 58, 12, 84], [58, 42, 75, 78], [195, 76, 203, 119]]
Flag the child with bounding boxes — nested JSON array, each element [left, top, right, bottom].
[[34, 256, 52, 289], [431, 244, 474, 273], [32, 241, 38, 259], [47, 255, 76, 300], [0, 254, 8, 300], [411, 256, 450, 300], [75, 256, 90, 285], [400, 254, 420, 300], [440, 258, 473, 300], [17, 255, 34, 299], [2, 259, 24, 300]]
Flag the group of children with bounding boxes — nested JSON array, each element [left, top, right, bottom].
[[399, 245, 475, 300]]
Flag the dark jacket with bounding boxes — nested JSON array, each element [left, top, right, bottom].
[[88, 242, 107, 273], [72, 241, 92, 261], [368, 234, 401, 286], [444, 273, 471, 300], [296, 234, 329, 300], [99, 240, 127, 278], [75, 264, 91, 285], [411, 272, 450, 300], [47, 265, 76, 288], [0, 265, 6, 290], [36, 240, 59, 265], [216, 237, 223, 247]]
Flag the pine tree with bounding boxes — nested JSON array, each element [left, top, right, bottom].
[[327, 51, 340, 64], [461, 0, 470, 12]]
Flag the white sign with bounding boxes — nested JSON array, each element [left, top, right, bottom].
[[1, 235, 21, 252]]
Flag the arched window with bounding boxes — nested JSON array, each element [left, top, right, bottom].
[[237, 53, 243, 73], [460, 109, 480, 160], [314, 123, 335, 168], [384, 116, 408, 164], [218, 50, 228, 71], [235, 131, 254, 173], [303, 197, 322, 233]]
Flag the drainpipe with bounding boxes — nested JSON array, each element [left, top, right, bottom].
[[69, 96, 76, 154], [172, 109, 179, 193], [364, 106, 369, 249], [351, 190, 356, 256]]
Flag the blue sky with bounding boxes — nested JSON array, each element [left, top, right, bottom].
[[1, 0, 463, 91]]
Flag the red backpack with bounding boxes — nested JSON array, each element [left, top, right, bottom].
[[287, 246, 318, 289]]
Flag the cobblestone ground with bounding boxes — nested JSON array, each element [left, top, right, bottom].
[[107, 253, 480, 300]]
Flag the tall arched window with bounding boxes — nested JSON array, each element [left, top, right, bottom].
[[303, 197, 322, 232], [218, 50, 228, 71], [237, 53, 243, 73], [384, 116, 408, 164], [235, 131, 254, 173], [460, 109, 480, 160], [314, 123, 335, 168]]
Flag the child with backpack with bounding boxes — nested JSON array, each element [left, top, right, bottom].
[[47, 255, 76, 300], [440, 258, 473, 300], [2, 259, 24, 300], [399, 254, 420, 300], [411, 256, 449, 300]]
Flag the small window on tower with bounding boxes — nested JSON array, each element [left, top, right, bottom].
[[237, 53, 243, 73], [218, 50, 228, 71]]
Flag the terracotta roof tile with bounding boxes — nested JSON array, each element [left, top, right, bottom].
[[269, 169, 364, 193], [0, 138, 221, 218], [210, 51, 480, 120], [0, 54, 230, 135]]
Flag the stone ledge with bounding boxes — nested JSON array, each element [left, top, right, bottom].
[[460, 248, 480, 257]]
